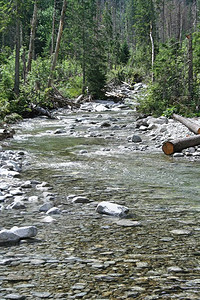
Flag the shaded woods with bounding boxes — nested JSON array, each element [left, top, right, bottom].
[[0, 0, 200, 121]]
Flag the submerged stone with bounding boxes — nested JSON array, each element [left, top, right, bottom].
[[96, 201, 129, 217]]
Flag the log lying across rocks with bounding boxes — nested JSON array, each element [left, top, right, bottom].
[[173, 113, 200, 134], [162, 135, 200, 155]]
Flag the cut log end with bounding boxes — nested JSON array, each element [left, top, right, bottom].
[[162, 141, 174, 155], [198, 128, 200, 134]]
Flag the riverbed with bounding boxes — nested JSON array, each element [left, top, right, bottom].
[[0, 101, 200, 300]]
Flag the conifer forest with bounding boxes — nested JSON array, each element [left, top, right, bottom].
[[0, 0, 200, 120]]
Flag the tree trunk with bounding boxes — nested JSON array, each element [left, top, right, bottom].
[[14, 0, 20, 96], [187, 34, 193, 102], [173, 113, 200, 135], [162, 135, 200, 155], [26, 0, 37, 77], [50, 0, 56, 56], [48, 0, 67, 88], [150, 22, 154, 82]]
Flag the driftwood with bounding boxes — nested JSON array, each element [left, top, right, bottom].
[[50, 86, 80, 109], [173, 113, 200, 134], [162, 135, 200, 155], [32, 105, 54, 119]]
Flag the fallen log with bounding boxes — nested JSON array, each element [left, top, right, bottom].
[[162, 135, 200, 155], [173, 113, 200, 134]]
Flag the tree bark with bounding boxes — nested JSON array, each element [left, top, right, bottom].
[[14, 0, 20, 96], [162, 135, 200, 155], [187, 34, 193, 101], [26, 0, 37, 77], [50, 0, 56, 56], [173, 114, 200, 135], [150, 22, 154, 82], [48, 0, 67, 88]]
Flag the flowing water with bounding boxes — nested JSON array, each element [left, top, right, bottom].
[[1, 105, 200, 299]]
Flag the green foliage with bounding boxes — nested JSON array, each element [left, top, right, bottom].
[[120, 41, 130, 65]]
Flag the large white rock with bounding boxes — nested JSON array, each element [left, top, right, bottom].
[[96, 201, 129, 217], [10, 226, 38, 238], [0, 229, 20, 244]]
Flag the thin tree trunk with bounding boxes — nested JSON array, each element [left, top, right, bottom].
[[48, 0, 67, 88], [26, 0, 37, 77], [50, 0, 56, 56], [150, 22, 154, 82], [14, 0, 20, 96], [187, 34, 193, 102]]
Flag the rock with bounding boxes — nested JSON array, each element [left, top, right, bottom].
[[131, 135, 142, 143], [0, 229, 20, 244], [114, 220, 141, 227], [96, 201, 129, 217], [10, 226, 37, 239], [100, 121, 111, 128], [173, 153, 184, 157], [31, 292, 51, 298], [170, 229, 191, 235], [28, 196, 39, 202], [21, 181, 32, 188], [79, 150, 88, 154], [41, 216, 56, 223], [72, 196, 90, 204], [7, 201, 26, 210], [46, 207, 61, 215], [10, 189, 23, 196], [39, 202, 54, 212], [54, 129, 65, 134], [167, 266, 183, 273], [4, 294, 26, 300]]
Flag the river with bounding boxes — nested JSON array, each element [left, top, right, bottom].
[[1, 102, 200, 299]]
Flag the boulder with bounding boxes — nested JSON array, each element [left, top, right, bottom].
[[0, 229, 20, 244], [10, 226, 38, 239], [96, 201, 129, 217]]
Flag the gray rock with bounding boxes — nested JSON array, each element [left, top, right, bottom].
[[46, 207, 61, 215], [96, 201, 129, 217], [72, 196, 90, 204], [4, 294, 26, 300], [10, 226, 37, 239], [100, 121, 111, 127], [21, 181, 32, 188], [0, 229, 20, 244], [170, 229, 191, 235], [114, 220, 141, 227], [39, 202, 54, 212], [131, 135, 142, 143], [7, 201, 26, 210]]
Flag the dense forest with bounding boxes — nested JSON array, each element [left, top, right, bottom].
[[0, 0, 200, 121]]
